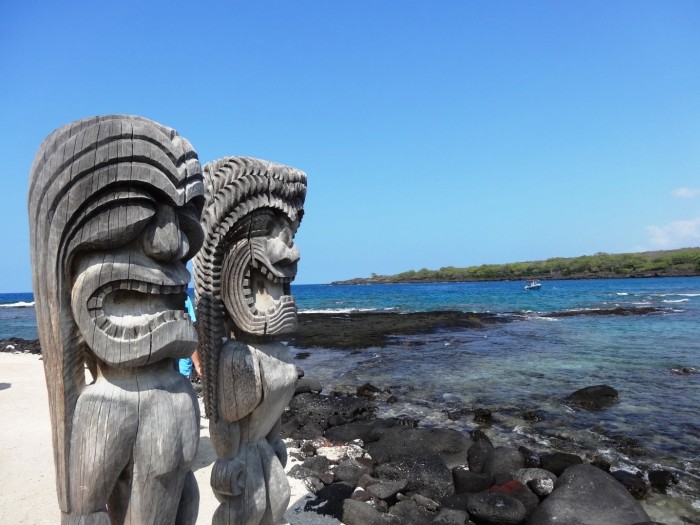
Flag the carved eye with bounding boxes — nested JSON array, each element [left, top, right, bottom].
[[74, 199, 156, 252]]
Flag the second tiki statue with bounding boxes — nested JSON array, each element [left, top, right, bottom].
[[193, 157, 307, 524]]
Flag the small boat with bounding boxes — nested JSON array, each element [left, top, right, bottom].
[[524, 280, 542, 291]]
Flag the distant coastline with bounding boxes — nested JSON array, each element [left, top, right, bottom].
[[331, 247, 700, 285]]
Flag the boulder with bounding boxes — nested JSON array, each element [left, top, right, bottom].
[[366, 479, 408, 501], [441, 493, 471, 512], [388, 499, 437, 524], [431, 507, 470, 524], [295, 377, 323, 394], [409, 493, 440, 512], [473, 408, 493, 423], [567, 385, 618, 410], [514, 467, 557, 487], [527, 477, 554, 497], [452, 466, 491, 494], [467, 440, 494, 473], [335, 458, 373, 485], [466, 492, 527, 525], [528, 464, 650, 524], [374, 455, 455, 502], [482, 446, 525, 484], [470, 428, 493, 446], [647, 469, 678, 491], [342, 499, 400, 525], [367, 427, 473, 468], [288, 464, 323, 481], [611, 470, 648, 500], [288, 393, 372, 431], [489, 480, 539, 517], [302, 455, 331, 474], [518, 446, 541, 468], [316, 443, 364, 462], [289, 422, 325, 440], [324, 417, 399, 444], [540, 451, 583, 476], [357, 382, 385, 398]]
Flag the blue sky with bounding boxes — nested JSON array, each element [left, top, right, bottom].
[[1, 1, 699, 291]]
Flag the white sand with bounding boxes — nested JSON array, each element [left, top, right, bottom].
[[0, 352, 340, 525]]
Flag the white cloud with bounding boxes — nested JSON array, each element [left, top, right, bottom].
[[647, 217, 700, 248], [672, 188, 700, 198]]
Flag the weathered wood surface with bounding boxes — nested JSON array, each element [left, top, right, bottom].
[[193, 157, 306, 524], [28, 115, 204, 524]]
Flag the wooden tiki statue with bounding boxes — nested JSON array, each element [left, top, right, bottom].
[[193, 157, 306, 524], [28, 115, 204, 525]]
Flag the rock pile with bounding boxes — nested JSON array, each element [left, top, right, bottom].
[[282, 384, 669, 525]]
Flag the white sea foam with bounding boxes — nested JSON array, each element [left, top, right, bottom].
[[299, 307, 399, 314], [0, 301, 35, 308], [662, 299, 689, 303], [616, 292, 630, 296]]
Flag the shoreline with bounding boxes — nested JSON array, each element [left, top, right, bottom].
[[1, 306, 661, 353], [1, 351, 696, 524]]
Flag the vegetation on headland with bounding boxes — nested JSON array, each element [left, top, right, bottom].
[[332, 248, 700, 285]]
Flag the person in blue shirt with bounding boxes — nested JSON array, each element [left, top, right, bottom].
[[179, 296, 201, 380]]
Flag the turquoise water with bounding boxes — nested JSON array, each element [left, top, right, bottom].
[[2, 277, 699, 521]]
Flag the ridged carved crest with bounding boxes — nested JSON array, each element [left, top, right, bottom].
[[193, 157, 306, 420]]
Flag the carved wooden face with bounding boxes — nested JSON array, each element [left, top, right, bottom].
[[70, 197, 204, 366], [221, 212, 300, 336]]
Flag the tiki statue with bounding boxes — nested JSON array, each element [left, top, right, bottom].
[[28, 115, 204, 525], [194, 157, 306, 525]]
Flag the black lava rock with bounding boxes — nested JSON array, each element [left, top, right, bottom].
[[366, 427, 473, 469], [373, 454, 455, 503], [567, 384, 619, 410], [540, 451, 583, 476], [612, 470, 649, 500], [528, 464, 650, 524], [466, 492, 526, 525]]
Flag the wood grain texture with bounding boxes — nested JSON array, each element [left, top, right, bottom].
[[193, 157, 306, 524], [28, 115, 204, 524]]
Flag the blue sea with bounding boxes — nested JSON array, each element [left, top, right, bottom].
[[2, 277, 699, 522]]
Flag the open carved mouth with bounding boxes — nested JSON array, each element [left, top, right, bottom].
[[87, 280, 190, 339], [244, 260, 295, 316]]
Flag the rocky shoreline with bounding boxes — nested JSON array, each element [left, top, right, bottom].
[[283, 379, 679, 525], [3, 307, 693, 524], [0, 307, 662, 355], [287, 309, 660, 350]]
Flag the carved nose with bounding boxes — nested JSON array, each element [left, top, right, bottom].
[[142, 205, 190, 261], [266, 238, 300, 266]]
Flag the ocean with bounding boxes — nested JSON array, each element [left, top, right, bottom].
[[2, 277, 699, 522]]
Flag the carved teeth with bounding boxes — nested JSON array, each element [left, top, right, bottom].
[[106, 323, 118, 338]]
